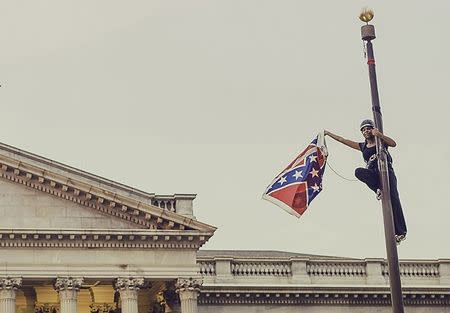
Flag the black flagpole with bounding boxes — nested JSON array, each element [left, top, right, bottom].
[[360, 11, 405, 313]]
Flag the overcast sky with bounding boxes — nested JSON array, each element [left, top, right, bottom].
[[1, 1, 449, 259]]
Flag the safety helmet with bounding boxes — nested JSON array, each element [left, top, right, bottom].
[[360, 119, 375, 131]]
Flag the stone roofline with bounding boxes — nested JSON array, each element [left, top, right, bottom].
[[197, 250, 357, 260], [0, 142, 216, 233], [0, 142, 196, 206], [198, 250, 450, 262]]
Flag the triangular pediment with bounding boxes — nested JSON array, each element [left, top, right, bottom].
[[0, 142, 216, 239], [0, 178, 145, 229]]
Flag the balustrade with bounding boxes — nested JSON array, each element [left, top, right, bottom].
[[198, 258, 446, 284], [198, 262, 216, 276], [231, 261, 291, 277], [307, 262, 366, 277], [382, 262, 439, 277], [152, 198, 176, 212]]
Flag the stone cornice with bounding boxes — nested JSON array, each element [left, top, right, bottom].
[[0, 155, 216, 235], [198, 286, 450, 306], [0, 229, 212, 249]]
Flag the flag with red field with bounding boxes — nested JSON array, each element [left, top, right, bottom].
[[263, 132, 328, 218]]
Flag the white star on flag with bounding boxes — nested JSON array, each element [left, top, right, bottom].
[[311, 183, 321, 192], [278, 176, 287, 185], [309, 168, 319, 177], [309, 155, 317, 163], [293, 170, 303, 180]]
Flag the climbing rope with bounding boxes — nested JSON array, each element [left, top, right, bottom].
[[326, 159, 358, 182]]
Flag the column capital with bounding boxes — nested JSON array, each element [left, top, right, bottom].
[[0, 277, 22, 290], [54, 277, 84, 291], [114, 277, 145, 291], [115, 278, 144, 313], [175, 278, 201, 313], [175, 277, 202, 293]]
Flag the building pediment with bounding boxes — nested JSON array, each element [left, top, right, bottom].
[[0, 142, 216, 241]]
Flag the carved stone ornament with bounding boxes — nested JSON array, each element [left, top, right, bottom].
[[0, 277, 22, 290], [0, 229, 204, 250], [175, 278, 202, 293], [197, 291, 450, 306], [114, 277, 145, 291], [89, 303, 116, 313], [35, 303, 59, 313], [54, 277, 84, 291]]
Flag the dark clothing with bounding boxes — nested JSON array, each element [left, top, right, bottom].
[[355, 141, 407, 237], [358, 142, 392, 168]]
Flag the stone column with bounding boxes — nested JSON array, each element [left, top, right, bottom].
[[0, 277, 22, 313], [175, 278, 202, 313], [54, 277, 83, 313], [114, 278, 145, 313]]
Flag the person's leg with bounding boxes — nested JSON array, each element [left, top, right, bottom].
[[355, 167, 380, 193], [388, 169, 407, 236]]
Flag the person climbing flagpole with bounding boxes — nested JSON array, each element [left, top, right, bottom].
[[263, 9, 405, 313], [359, 9, 405, 313]]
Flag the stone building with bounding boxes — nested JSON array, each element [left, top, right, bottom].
[[0, 142, 449, 313]]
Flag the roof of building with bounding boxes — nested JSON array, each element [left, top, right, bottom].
[[198, 250, 357, 260]]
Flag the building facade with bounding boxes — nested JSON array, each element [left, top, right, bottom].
[[197, 250, 450, 313], [0, 142, 449, 313]]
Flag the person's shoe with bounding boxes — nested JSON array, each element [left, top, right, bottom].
[[376, 189, 382, 201], [395, 233, 407, 246]]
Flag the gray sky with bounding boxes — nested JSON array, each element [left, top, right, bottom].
[[1, 1, 449, 259]]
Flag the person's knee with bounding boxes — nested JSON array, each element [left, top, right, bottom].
[[355, 168, 365, 180]]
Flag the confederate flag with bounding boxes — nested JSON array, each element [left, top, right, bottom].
[[263, 133, 328, 218]]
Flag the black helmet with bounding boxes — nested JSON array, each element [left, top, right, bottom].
[[360, 119, 374, 131]]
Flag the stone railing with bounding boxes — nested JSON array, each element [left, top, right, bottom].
[[199, 261, 216, 276], [307, 261, 366, 277], [197, 256, 450, 285], [151, 194, 196, 218], [231, 261, 291, 277], [151, 196, 176, 212], [382, 261, 440, 277]]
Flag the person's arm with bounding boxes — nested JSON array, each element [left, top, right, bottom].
[[324, 130, 360, 151], [372, 128, 397, 147]]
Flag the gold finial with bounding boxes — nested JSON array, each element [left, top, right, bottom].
[[359, 8, 374, 24]]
